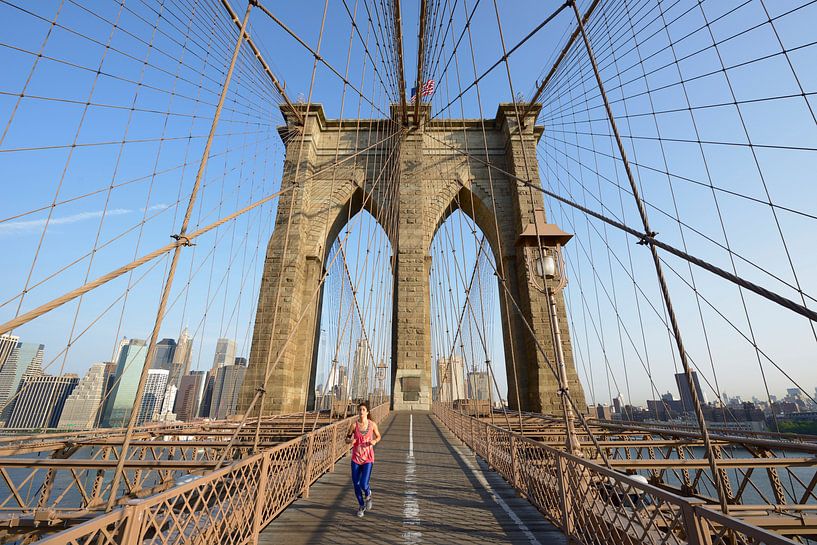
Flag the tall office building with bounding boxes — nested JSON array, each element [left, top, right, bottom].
[[175, 371, 206, 422], [152, 338, 176, 371], [211, 338, 236, 370], [437, 356, 466, 402], [136, 369, 169, 425], [675, 371, 705, 413], [101, 339, 148, 428], [333, 365, 349, 400], [7, 374, 79, 429], [168, 328, 193, 388], [467, 371, 490, 401], [0, 335, 21, 412], [0, 334, 18, 369], [208, 364, 247, 419], [0, 342, 44, 423], [350, 339, 371, 400], [160, 385, 177, 419], [199, 372, 215, 418], [57, 363, 106, 429]]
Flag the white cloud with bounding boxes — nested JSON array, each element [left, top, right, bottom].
[[141, 203, 171, 213], [0, 208, 132, 235]]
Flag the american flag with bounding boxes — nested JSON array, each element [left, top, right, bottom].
[[410, 79, 435, 102]]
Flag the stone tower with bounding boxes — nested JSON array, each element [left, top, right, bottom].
[[238, 103, 586, 415]]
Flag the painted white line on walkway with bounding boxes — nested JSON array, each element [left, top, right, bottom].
[[403, 414, 421, 543], [449, 441, 542, 545]]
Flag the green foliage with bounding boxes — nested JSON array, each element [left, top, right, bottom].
[[776, 420, 817, 436]]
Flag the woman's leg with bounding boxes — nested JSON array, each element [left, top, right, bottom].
[[359, 462, 373, 499], [351, 462, 365, 507]]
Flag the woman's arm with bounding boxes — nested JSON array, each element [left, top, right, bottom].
[[370, 422, 382, 446], [345, 423, 355, 443]]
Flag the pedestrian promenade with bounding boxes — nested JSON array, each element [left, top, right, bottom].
[[258, 411, 566, 544]]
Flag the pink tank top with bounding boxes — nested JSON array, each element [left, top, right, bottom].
[[351, 420, 375, 464]]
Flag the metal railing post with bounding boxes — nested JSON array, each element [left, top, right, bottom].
[[485, 423, 493, 468], [510, 435, 520, 489], [120, 500, 145, 545], [252, 453, 271, 543], [330, 425, 338, 472], [681, 504, 710, 545], [557, 455, 574, 539], [302, 433, 316, 498]]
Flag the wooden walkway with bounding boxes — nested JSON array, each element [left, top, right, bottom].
[[259, 411, 566, 544]]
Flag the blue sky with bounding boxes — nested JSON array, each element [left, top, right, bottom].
[[1, 0, 815, 410]]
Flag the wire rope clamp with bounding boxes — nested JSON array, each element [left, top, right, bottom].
[[636, 231, 657, 246], [171, 234, 194, 247]]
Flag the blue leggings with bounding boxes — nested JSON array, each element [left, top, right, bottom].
[[351, 462, 373, 507]]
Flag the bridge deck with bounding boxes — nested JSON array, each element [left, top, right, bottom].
[[259, 411, 566, 544]]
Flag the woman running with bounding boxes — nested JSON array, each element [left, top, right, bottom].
[[346, 401, 381, 517]]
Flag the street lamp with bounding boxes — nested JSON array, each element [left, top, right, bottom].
[[518, 214, 581, 455]]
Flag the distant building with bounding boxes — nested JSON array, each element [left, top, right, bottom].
[[161, 384, 177, 418], [0, 335, 23, 414], [7, 374, 79, 429], [675, 372, 705, 413], [332, 365, 349, 400], [152, 338, 176, 371], [234, 356, 247, 367], [467, 371, 490, 401], [208, 364, 247, 419], [168, 328, 192, 388], [0, 342, 44, 423], [101, 339, 148, 427], [595, 404, 613, 420], [613, 393, 624, 414], [58, 363, 106, 429], [212, 338, 236, 370], [199, 372, 215, 418], [136, 369, 169, 425], [351, 339, 371, 400], [437, 356, 465, 402], [175, 371, 207, 422]]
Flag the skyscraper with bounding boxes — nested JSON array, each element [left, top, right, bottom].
[[0, 335, 21, 412], [160, 384, 177, 419], [7, 374, 79, 429], [333, 365, 349, 400], [675, 371, 705, 413], [168, 328, 192, 388], [0, 334, 18, 369], [57, 363, 106, 429], [152, 338, 176, 371], [208, 364, 247, 419], [174, 371, 206, 422], [136, 369, 169, 425], [199, 372, 215, 418], [211, 338, 236, 370], [101, 339, 148, 428], [437, 356, 466, 402], [351, 339, 371, 400], [0, 342, 44, 423], [467, 371, 490, 401]]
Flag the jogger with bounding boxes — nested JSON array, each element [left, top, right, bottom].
[[346, 401, 381, 517]]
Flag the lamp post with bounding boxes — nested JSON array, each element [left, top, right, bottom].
[[521, 218, 581, 455]]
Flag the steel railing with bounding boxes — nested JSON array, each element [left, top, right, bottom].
[[432, 402, 795, 545], [34, 403, 389, 545]]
